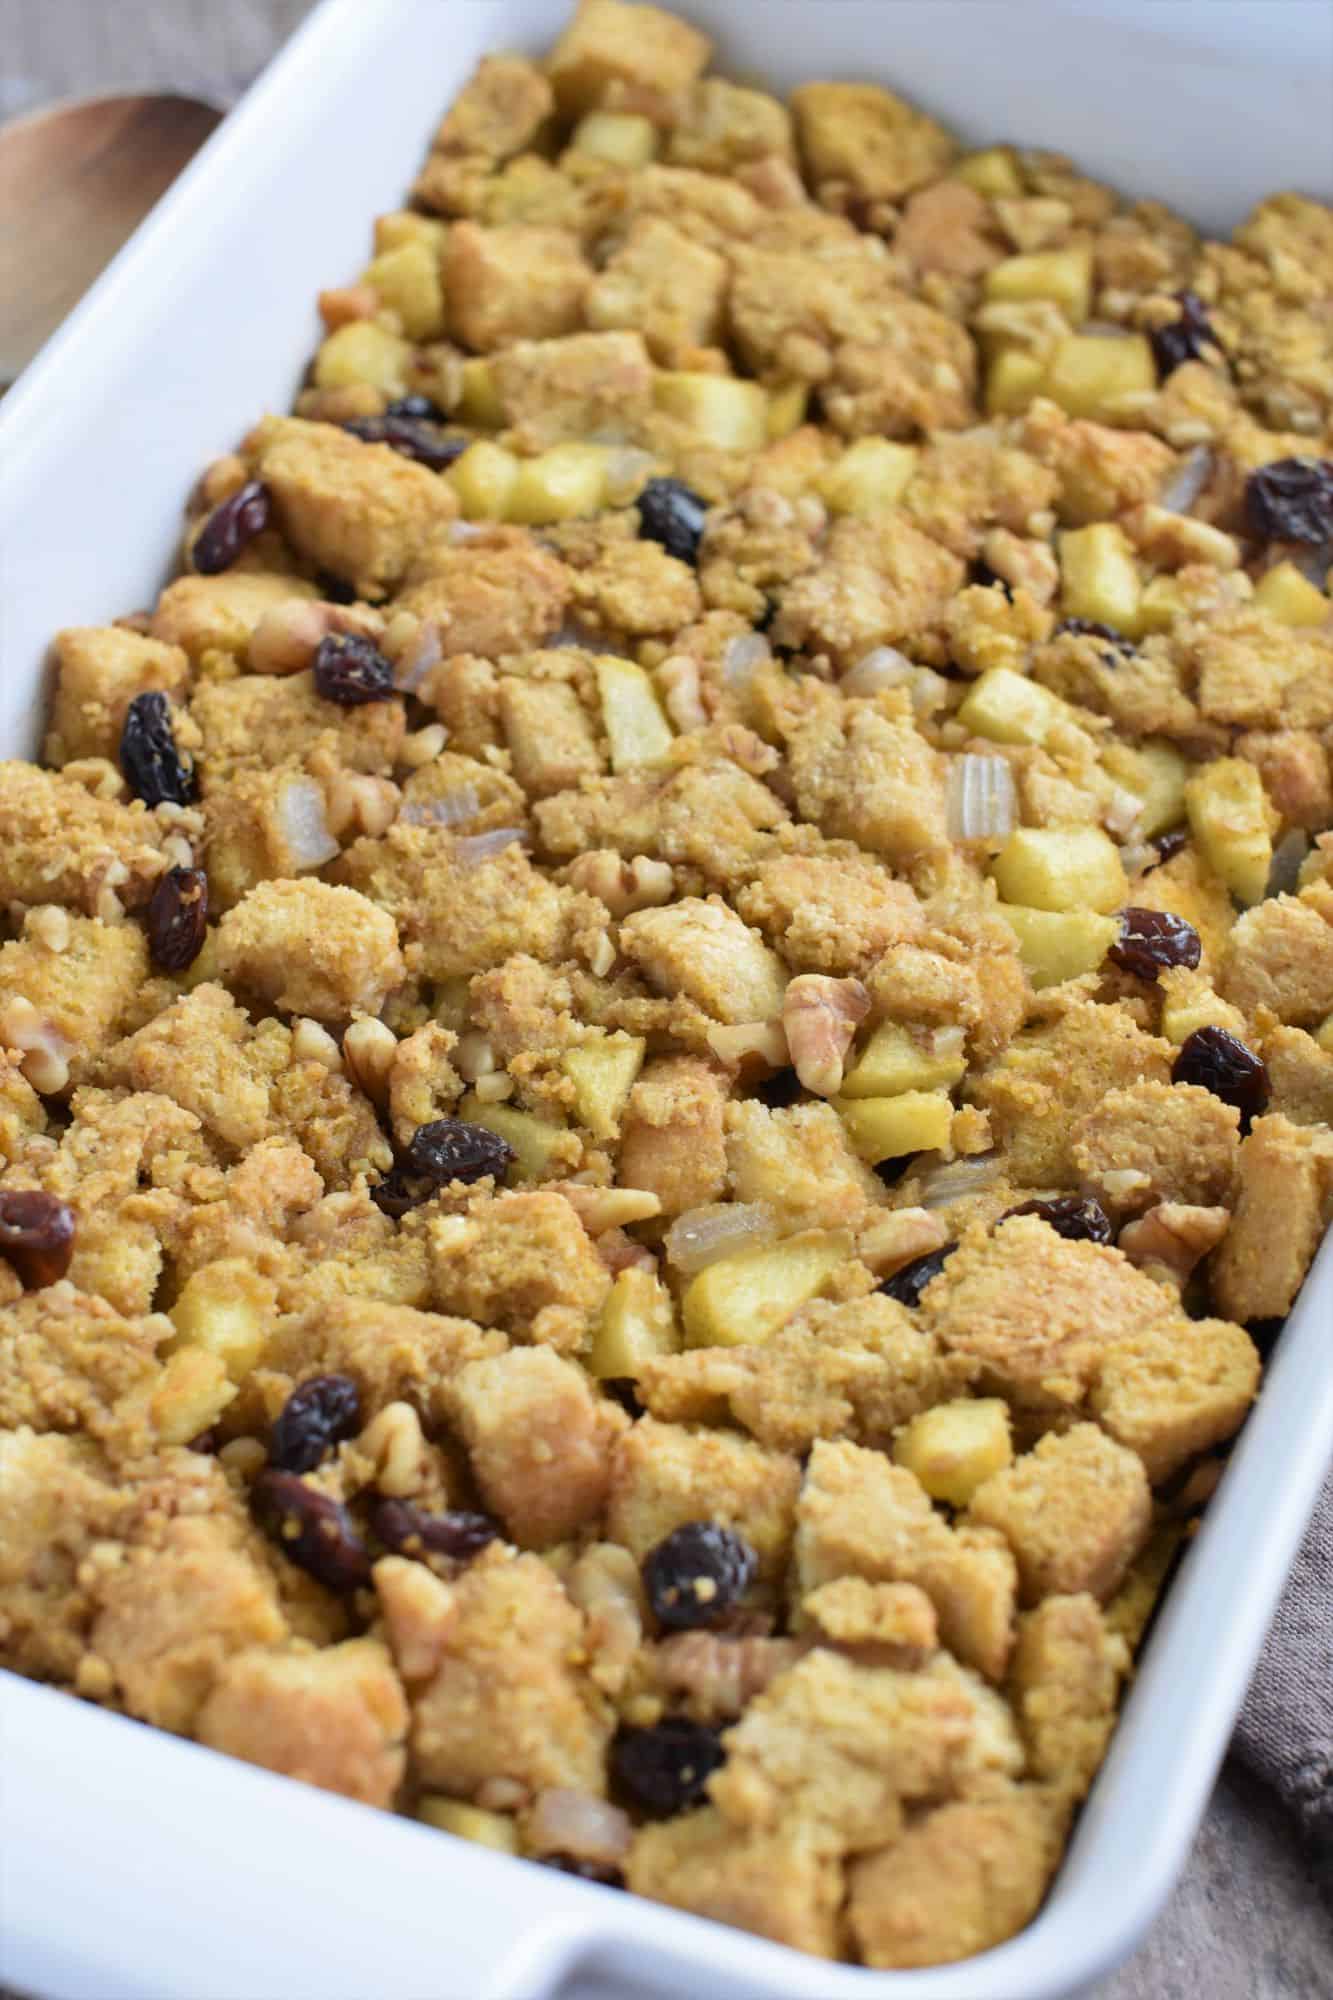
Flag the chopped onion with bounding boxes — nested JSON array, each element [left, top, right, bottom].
[[1266, 828, 1311, 899], [664, 1201, 778, 1274], [455, 827, 526, 866], [947, 754, 1016, 842], [840, 646, 913, 697], [1104, 785, 1147, 839], [400, 783, 480, 830], [723, 632, 771, 689], [279, 779, 340, 868], [1159, 445, 1214, 515], [447, 519, 487, 543], [526, 1790, 631, 1866], [916, 1154, 1005, 1210], [393, 621, 442, 693]]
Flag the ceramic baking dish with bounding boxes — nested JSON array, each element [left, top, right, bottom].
[[1, 2, 1331, 1995]]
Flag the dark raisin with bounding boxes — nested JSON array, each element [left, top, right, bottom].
[[1244, 457, 1333, 545], [636, 478, 709, 566], [1150, 291, 1220, 379], [1152, 829, 1189, 867], [1109, 906, 1202, 981], [250, 1469, 372, 1593], [369, 1166, 423, 1220], [541, 1857, 625, 1888], [602, 1377, 646, 1420], [1172, 1026, 1270, 1130], [147, 866, 208, 973], [879, 1243, 956, 1307], [611, 1720, 725, 1817], [120, 691, 196, 807], [312, 632, 395, 705], [970, 559, 1014, 600], [192, 480, 271, 575], [343, 412, 466, 472], [754, 1066, 802, 1109], [405, 1117, 516, 1186], [755, 595, 779, 633], [0, 1190, 76, 1289], [643, 1521, 758, 1631], [386, 394, 445, 421], [269, 1373, 363, 1473], [370, 1497, 498, 1565], [1004, 1194, 1113, 1245], [1056, 617, 1137, 657]]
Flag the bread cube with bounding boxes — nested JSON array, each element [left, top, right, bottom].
[[445, 223, 589, 352], [49, 626, 190, 764], [682, 1230, 851, 1349], [1044, 335, 1155, 421], [361, 241, 446, 341], [618, 1055, 728, 1216], [569, 109, 658, 165], [957, 666, 1066, 747], [992, 826, 1127, 913], [607, 1416, 800, 1583], [498, 675, 601, 797], [212, 879, 405, 1021], [820, 439, 919, 517], [654, 372, 769, 451], [968, 1424, 1151, 1603], [584, 219, 727, 364], [841, 1021, 966, 1099], [546, 0, 712, 118], [1184, 757, 1275, 906], [451, 1345, 620, 1547], [562, 1030, 645, 1139], [832, 1090, 955, 1163], [621, 898, 787, 1023], [893, 1399, 1013, 1508], [985, 245, 1093, 324], [589, 1267, 681, 1378], [313, 321, 413, 396], [790, 82, 956, 202], [997, 904, 1119, 987], [595, 657, 675, 770], [1058, 522, 1142, 636]]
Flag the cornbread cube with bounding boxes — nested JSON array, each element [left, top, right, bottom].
[[847, 1784, 1065, 1970], [789, 82, 956, 202], [450, 1346, 624, 1547], [735, 847, 924, 978], [725, 1099, 881, 1232], [681, 1231, 854, 1354], [967, 1424, 1152, 1603], [445, 223, 589, 350], [0, 911, 149, 1092], [251, 418, 458, 600], [667, 78, 794, 172], [191, 672, 405, 788], [1088, 1313, 1260, 1482], [409, 1550, 612, 1796], [620, 897, 787, 1023], [211, 879, 405, 1021], [498, 676, 601, 798], [259, 1300, 504, 1433], [151, 572, 319, 663], [584, 219, 727, 363], [0, 1283, 166, 1444], [1071, 1081, 1240, 1217], [787, 693, 951, 862], [619, 1054, 728, 1216], [428, 1190, 610, 1353], [1220, 894, 1333, 1028], [628, 1809, 841, 1959], [1210, 1113, 1333, 1323], [774, 516, 965, 672], [1009, 1594, 1124, 1799], [488, 331, 655, 451], [606, 1417, 801, 1587], [0, 1427, 129, 1682], [0, 762, 169, 916], [202, 764, 342, 911], [195, 1639, 408, 1806], [793, 1441, 1017, 1680], [48, 627, 190, 765], [100, 982, 280, 1156], [546, 0, 711, 118], [431, 54, 554, 158], [398, 535, 571, 657]]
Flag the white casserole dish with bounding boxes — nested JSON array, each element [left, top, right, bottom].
[[1, 2, 1331, 1995]]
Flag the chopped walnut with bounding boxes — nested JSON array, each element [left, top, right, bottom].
[[1118, 1202, 1232, 1287], [782, 975, 871, 1097]]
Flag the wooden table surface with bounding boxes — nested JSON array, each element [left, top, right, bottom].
[[1, 3, 1330, 1997]]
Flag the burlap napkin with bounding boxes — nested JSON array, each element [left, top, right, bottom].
[[1234, 1470, 1333, 1868]]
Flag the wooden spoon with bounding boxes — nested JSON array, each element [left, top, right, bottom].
[[0, 92, 223, 388]]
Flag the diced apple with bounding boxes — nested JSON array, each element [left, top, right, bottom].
[[590, 1268, 681, 1377], [766, 381, 810, 440], [419, 1798, 519, 1851], [374, 210, 448, 257], [457, 1091, 565, 1179], [562, 1031, 645, 1139], [992, 825, 1127, 913], [167, 1258, 275, 1382], [457, 357, 504, 426], [957, 666, 1066, 747], [1159, 976, 1247, 1046], [841, 1020, 966, 1099], [894, 1397, 1012, 1507], [1044, 334, 1155, 421], [1058, 522, 1143, 637], [986, 347, 1045, 416], [313, 321, 412, 395], [507, 443, 608, 524], [997, 905, 1120, 988], [150, 1347, 237, 1447], [985, 244, 1093, 325], [1100, 738, 1188, 840], [832, 1091, 955, 1163], [819, 438, 919, 516], [954, 147, 1023, 198], [1184, 757, 1275, 906], [448, 441, 520, 520], [569, 110, 658, 166], [1137, 575, 1185, 634], [1253, 561, 1329, 627], [681, 1230, 851, 1349], [654, 371, 768, 451], [361, 241, 446, 341], [595, 657, 675, 771]]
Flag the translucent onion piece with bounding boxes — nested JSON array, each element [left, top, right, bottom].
[[279, 779, 340, 868], [947, 754, 1016, 842], [723, 632, 772, 688], [399, 783, 480, 830], [1266, 828, 1311, 899], [841, 645, 913, 697], [1159, 445, 1214, 515], [1105, 785, 1147, 838], [455, 827, 527, 866], [916, 1154, 1005, 1211], [551, 620, 634, 656], [447, 519, 487, 543], [664, 1201, 778, 1274], [526, 1789, 631, 1866], [393, 621, 442, 693]]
